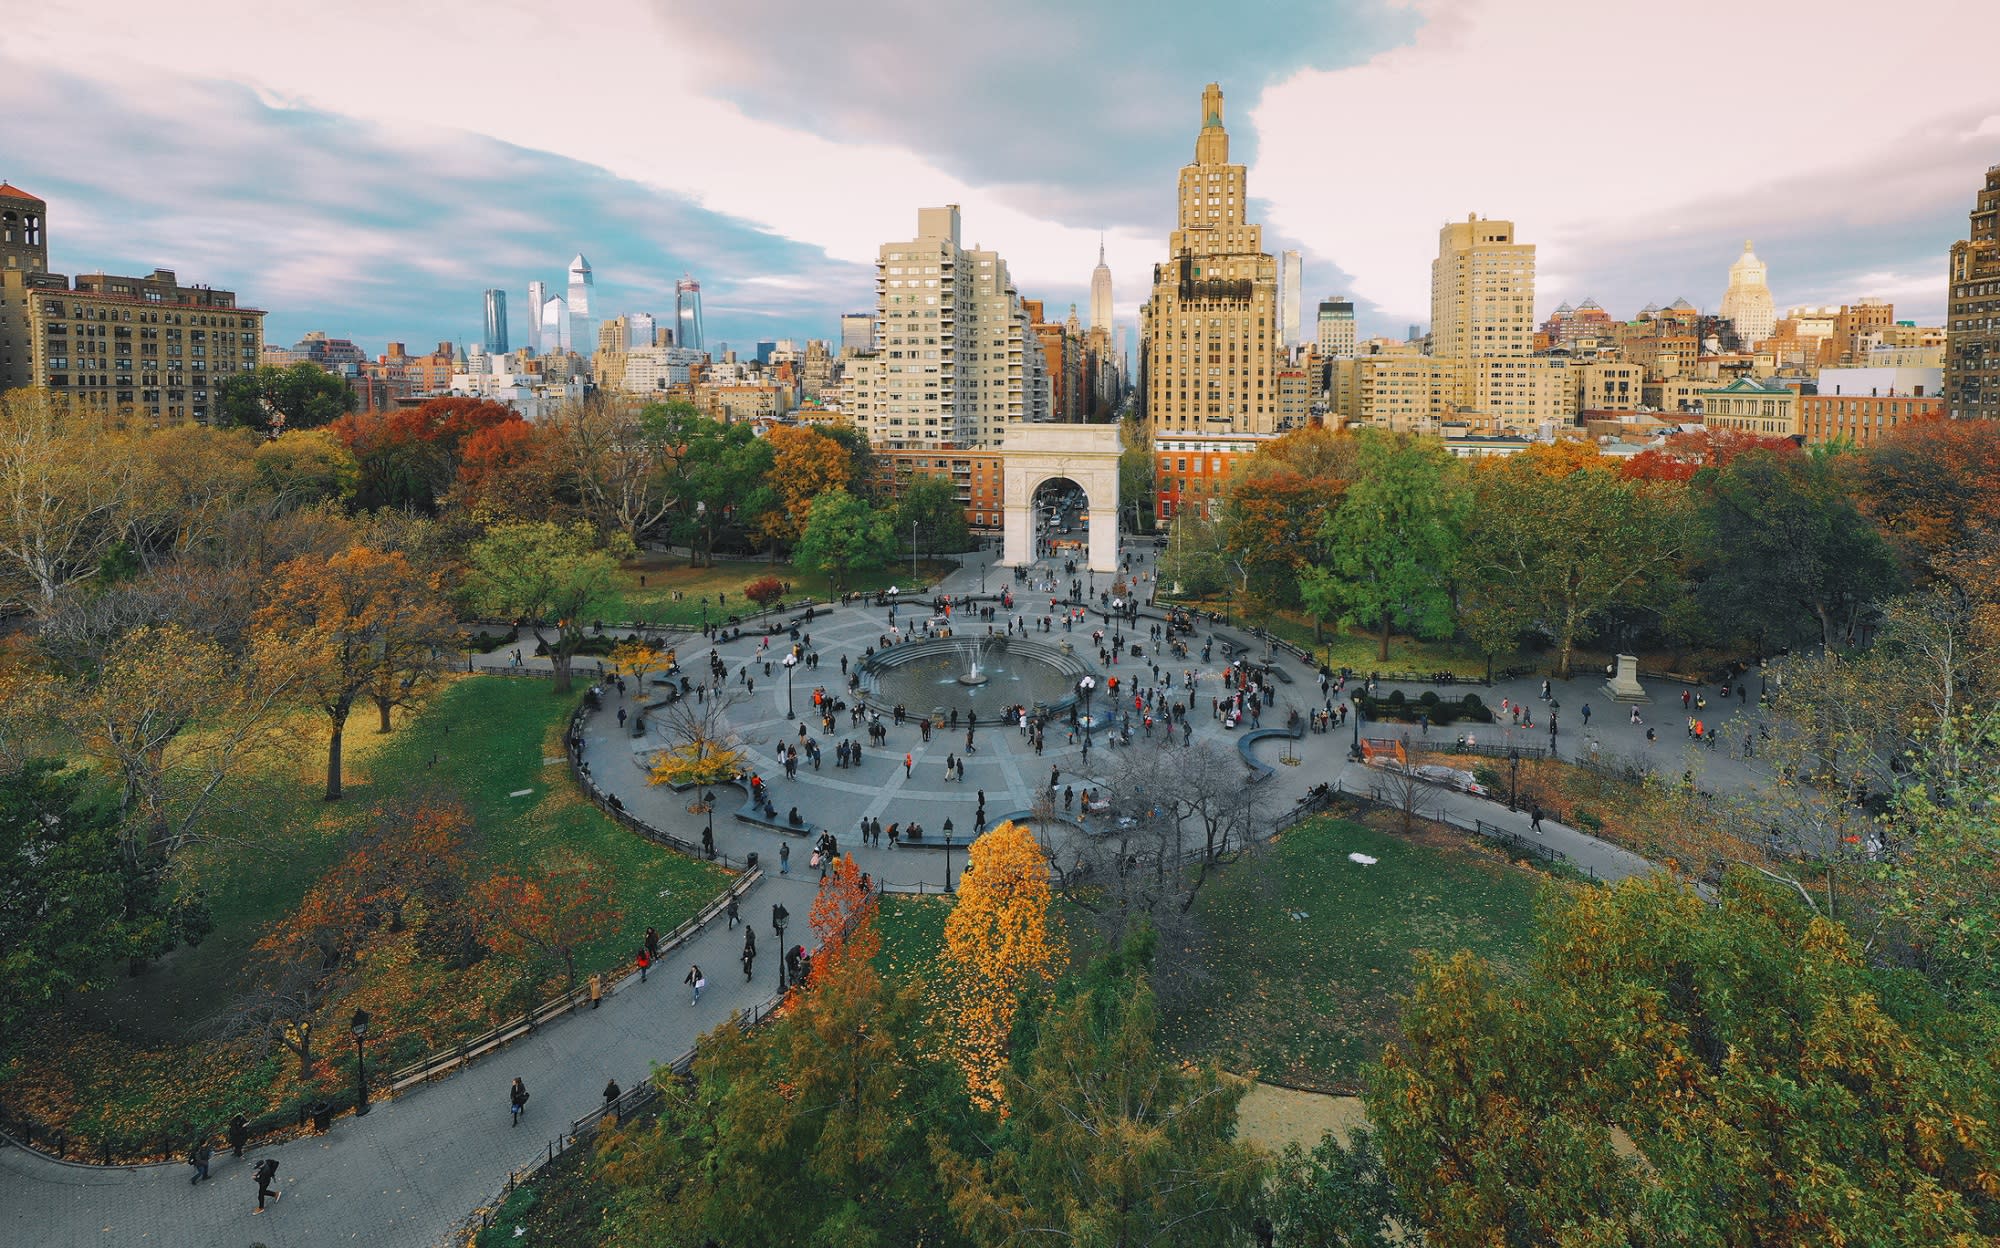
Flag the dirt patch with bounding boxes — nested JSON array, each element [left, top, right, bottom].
[[1233, 1079, 1368, 1153]]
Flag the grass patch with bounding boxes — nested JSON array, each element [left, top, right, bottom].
[[594, 556, 962, 628], [875, 894, 954, 983], [1156, 597, 1519, 678], [4, 676, 727, 1155], [1162, 816, 1546, 1093]]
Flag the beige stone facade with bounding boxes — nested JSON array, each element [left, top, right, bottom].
[[1700, 376, 1798, 437], [1143, 84, 1283, 440]]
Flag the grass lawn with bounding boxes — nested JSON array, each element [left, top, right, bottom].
[[1163, 815, 1547, 1093], [595, 554, 964, 628], [6, 676, 727, 1155], [1156, 596, 1517, 678], [874, 894, 954, 983]]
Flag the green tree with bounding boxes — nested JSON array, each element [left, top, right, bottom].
[[216, 362, 356, 433], [1464, 444, 1692, 677], [1881, 715, 2000, 1002], [1304, 431, 1467, 660], [660, 410, 772, 566], [1699, 447, 1902, 653], [942, 955, 1268, 1247], [897, 473, 970, 564], [464, 521, 624, 693], [1120, 414, 1157, 534], [0, 761, 201, 1032], [793, 489, 895, 590], [1267, 1128, 1410, 1248], [1369, 873, 2000, 1247]]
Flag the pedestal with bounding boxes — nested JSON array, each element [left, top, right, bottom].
[[1602, 653, 1648, 703]]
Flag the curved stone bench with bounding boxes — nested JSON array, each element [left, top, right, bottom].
[[1236, 723, 1304, 784]]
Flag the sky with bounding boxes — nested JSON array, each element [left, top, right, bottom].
[[6, 0, 1998, 357]]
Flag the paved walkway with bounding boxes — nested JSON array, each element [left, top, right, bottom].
[[2, 540, 1698, 1245]]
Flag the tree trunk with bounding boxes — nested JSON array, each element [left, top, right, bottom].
[[551, 650, 574, 695], [374, 694, 393, 733], [325, 723, 346, 801]]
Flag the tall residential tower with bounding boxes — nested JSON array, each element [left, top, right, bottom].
[[1947, 165, 2000, 420], [1720, 240, 1777, 347]]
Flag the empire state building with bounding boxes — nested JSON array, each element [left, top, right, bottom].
[[1141, 83, 1281, 437]]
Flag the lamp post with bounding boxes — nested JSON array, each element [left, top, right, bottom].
[[1350, 694, 1364, 760], [350, 1008, 371, 1116], [772, 904, 789, 990], [943, 830, 955, 893], [1077, 675, 1097, 749], [1508, 748, 1521, 812], [911, 519, 919, 579], [703, 789, 715, 846], [783, 652, 798, 720]]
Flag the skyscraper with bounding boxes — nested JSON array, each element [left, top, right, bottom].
[[566, 254, 594, 357], [1428, 216, 1567, 431], [1720, 240, 1777, 347], [1316, 296, 1356, 357], [627, 312, 656, 350], [675, 276, 705, 353], [1947, 164, 2000, 420], [540, 295, 569, 353], [1090, 237, 1113, 332], [483, 289, 509, 355], [1280, 250, 1302, 346], [840, 311, 874, 355], [1142, 83, 1282, 437], [526, 280, 548, 353]]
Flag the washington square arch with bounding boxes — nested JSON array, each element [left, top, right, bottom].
[[998, 423, 1122, 574]]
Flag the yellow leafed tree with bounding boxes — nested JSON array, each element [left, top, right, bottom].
[[935, 820, 1064, 1115]]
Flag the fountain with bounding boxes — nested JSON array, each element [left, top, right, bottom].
[[957, 638, 990, 686]]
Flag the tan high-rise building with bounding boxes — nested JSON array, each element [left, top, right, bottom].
[[1947, 164, 2000, 420], [1431, 215, 1535, 361], [1143, 83, 1282, 440], [1720, 240, 1777, 347]]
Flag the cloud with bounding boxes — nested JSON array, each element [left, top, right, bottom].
[[0, 58, 871, 350], [1251, 0, 2000, 329]]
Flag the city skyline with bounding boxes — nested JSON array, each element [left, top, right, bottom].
[[4, 1, 1996, 354]]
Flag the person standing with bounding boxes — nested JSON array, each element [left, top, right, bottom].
[[636, 947, 651, 983], [251, 1157, 280, 1213], [603, 1079, 621, 1112], [904, 752, 913, 778], [742, 928, 757, 981], [779, 841, 790, 875], [509, 1078, 529, 1128], [685, 963, 705, 1005], [588, 972, 604, 1009], [187, 1137, 213, 1184], [227, 1113, 248, 1160], [644, 925, 661, 967]]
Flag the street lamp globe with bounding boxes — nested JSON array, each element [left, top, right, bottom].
[[782, 652, 799, 720]]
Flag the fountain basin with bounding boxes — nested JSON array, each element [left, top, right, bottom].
[[861, 637, 1097, 711]]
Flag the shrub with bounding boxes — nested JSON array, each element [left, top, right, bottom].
[[1387, 688, 1406, 705], [1461, 693, 1485, 714], [1419, 690, 1440, 706], [743, 575, 785, 608]]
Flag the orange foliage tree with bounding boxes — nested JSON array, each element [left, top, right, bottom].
[[331, 396, 522, 512], [807, 855, 874, 956], [934, 821, 1065, 1114], [253, 545, 458, 800], [473, 849, 625, 991], [455, 418, 557, 522], [756, 426, 851, 547], [1859, 416, 2000, 571], [1620, 427, 1799, 483]]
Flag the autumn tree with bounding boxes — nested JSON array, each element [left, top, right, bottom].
[[600, 899, 967, 1246], [215, 361, 356, 433], [1369, 873, 2000, 1246], [464, 520, 624, 694], [119, 422, 262, 569], [1463, 442, 1693, 676], [1858, 414, 2000, 571], [1305, 431, 1467, 660], [1620, 425, 1799, 483], [1698, 447, 1901, 652], [252, 426, 359, 507], [543, 395, 683, 543], [647, 686, 753, 789], [1223, 424, 1356, 619], [453, 417, 556, 523], [473, 849, 625, 991], [331, 396, 520, 513], [941, 950, 1268, 1247], [742, 574, 784, 608], [757, 425, 852, 547], [0, 388, 139, 614], [254, 545, 457, 800], [934, 820, 1066, 1114], [792, 489, 895, 589]]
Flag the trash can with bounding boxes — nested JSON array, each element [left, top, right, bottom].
[[311, 1102, 333, 1132], [745, 852, 759, 871]]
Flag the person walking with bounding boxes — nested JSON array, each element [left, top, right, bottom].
[[603, 1079, 621, 1111], [1581, 703, 1592, 726], [250, 1157, 280, 1213], [187, 1137, 213, 1184], [644, 925, 661, 967], [779, 841, 790, 874], [227, 1113, 248, 1160], [1530, 804, 1545, 835], [509, 1077, 529, 1128], [726, 897, 739, 929], [904, 752, 913, 778], [685, 963, 705, 1005], [636, 947, 651, 982], [742, 928, 757, 980]]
